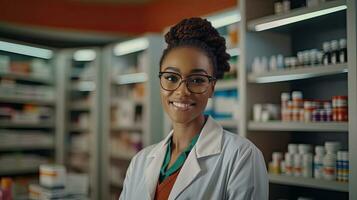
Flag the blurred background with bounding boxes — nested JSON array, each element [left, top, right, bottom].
[[0, 0, 356, 199]]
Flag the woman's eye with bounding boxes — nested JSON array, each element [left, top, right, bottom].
[[165, 75, 179, 82], [190, 77, 206, 84]]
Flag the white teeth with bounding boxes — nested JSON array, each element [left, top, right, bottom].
[[172, 102, 191, 109]]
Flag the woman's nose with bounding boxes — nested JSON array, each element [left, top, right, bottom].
[[174, 80, 191, 96]]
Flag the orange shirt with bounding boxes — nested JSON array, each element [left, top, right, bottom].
[[154, 168, 181, 200]]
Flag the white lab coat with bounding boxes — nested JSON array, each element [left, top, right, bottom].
[[119, 116, 268, 200]]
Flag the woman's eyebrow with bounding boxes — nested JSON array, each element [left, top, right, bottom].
[[163, 67, 208, 75], [163, 66, 180, 73], [190, 68, 208, 74]]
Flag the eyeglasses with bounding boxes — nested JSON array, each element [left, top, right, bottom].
[[158, 71, 216, 94]]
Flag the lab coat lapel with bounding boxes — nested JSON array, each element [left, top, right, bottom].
[[169, 116, 223, 200], [168, 150, 200, 200], [144, 131, 173, 200]]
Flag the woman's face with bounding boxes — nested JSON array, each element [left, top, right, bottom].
[[160, 46, 215, 125]]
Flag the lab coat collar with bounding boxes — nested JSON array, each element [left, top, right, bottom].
[[144, 130, 173, 199], [144, 116, 223, 200], [195, 115, 223, 158]]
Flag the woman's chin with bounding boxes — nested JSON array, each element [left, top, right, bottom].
[[168, 113, 203, 126]]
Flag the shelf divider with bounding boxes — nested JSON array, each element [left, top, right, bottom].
[[269, 174, 348, 192], [248, 121, 348, 132], [248, 63, 347, 83], [248, 0, 347, 31]]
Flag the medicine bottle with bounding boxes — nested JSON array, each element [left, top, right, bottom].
[[285, 152, 294, 176], [330, 40, 339, 64], [323, 142, 340, 181], [0, 178, 13, 200], [302, 153, 313, 178], [274, 0, 283, 14], [339, 38, 347, 63], [294, 154, 302, 177], [323, 152, 337, 180], [314, 146, 325, 179], [322, 42, 331, 65]]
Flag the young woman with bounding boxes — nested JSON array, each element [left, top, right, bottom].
[[119, 17, 268, 200]]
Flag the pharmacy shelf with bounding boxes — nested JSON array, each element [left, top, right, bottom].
[[217, 119, 239, 129], [112, 72, 148, 85], [269, 174, 348, 192], [215, 79, 239, 90], [110, 98, 144, 107], [0, 72, 53, 84], [241, 0, 357, 198], [111, 124, 143, 132], [101, 35, 164, 200], [70, 81, 96, 92], [0, 144, 54, 151], [227, 47, 240, 57], [70, 103, 91, 111], [69, 125, 90, 132], [0, 96, 55, 105], [248, 63, 347, 83], [0, 121, 54, 128], [247, 0, 347, 32], [248, 121, 348, 132], [0, 166, 39, 176]]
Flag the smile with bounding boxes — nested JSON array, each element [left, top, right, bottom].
[[169, 101, 196, 111]]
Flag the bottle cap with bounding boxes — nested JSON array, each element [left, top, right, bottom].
[[298, 144, 312, 154], [330, 40, 339, 50], [288, 143, 298, 154], [273, 152, 283, 161], [292, 91, 303, 100], [304, 101, 313, 109], [325, 141, 341, 153], [339, 38, 347, 48], [323, 42, 331, 51], [315, 146, 325, 155], [281, 92, 290, 101]]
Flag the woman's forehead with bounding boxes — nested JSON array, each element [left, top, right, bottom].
[[161, 47, 213, 75]]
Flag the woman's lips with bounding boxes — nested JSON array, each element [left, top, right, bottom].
[[169, 101, 195, 111]]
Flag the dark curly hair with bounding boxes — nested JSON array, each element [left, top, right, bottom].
[[159, 17, 231, 79]]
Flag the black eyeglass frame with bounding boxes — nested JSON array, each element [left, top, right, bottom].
[[158, 71, 217, 94]]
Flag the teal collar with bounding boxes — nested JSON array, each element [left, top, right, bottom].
[[159, 134, 200, 183]]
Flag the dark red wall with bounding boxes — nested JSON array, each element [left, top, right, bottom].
[[0, 0, 237, 35]]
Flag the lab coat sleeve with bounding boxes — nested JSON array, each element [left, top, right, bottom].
[[119, 156, 135, 200], [226, 146, 269, 200]]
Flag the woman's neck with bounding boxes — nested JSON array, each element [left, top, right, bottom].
[[171, 115, 205, 153]]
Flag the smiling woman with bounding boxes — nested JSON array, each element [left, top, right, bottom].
[[119, 17, 268, 200]]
